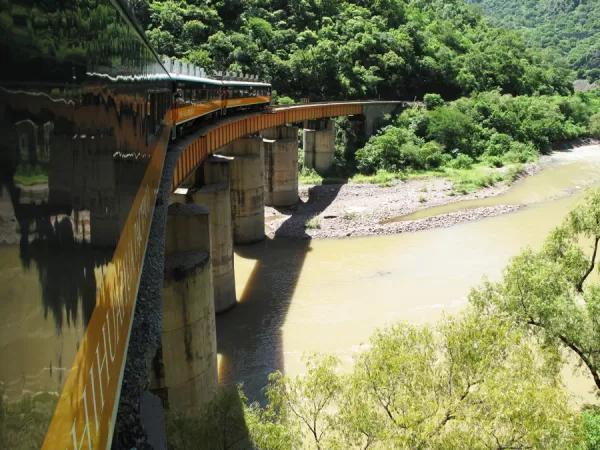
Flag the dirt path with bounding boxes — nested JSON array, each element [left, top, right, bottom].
[[265, 163, 539, 239]]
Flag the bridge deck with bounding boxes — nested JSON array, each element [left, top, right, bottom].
[[170, 101, 403, 192]]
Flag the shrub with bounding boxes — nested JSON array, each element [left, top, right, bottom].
[[427, 107, 479, 155], [503, 141, 539, 164], [418, 141, 446, 169], [447, 154, 474, 170], [485, 133, 513, 156], [276, 96, 295, 105], [583, 408, 600, 450], [418, 195, 428, 203], [423, 93, 445, 110], [506, 164, 525, 183], [356, 128, 417, 174], [305, 216, 321, 229], [484, 155, 504, 168], [590, 113, 600, 138]]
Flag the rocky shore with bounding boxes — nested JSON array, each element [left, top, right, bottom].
[[265, 163, 539, 239]]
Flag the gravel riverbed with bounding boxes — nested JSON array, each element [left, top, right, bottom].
[[265, 163, 539, 239]]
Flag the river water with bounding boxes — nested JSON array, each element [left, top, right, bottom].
[[217, 146, 600, 404]]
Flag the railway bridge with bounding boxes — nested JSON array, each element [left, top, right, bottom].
[[151, 100, 404, 415], [0, 0, 408, 445]]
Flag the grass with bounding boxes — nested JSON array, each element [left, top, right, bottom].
[[343, 211, 359, 220], [305, 216, 321, 229], [298, 162, 528, 195], [418, 195, 428, 203]]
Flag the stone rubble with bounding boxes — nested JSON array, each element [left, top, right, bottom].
[[265, 163, 538, 239]]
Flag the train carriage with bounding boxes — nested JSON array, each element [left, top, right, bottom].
[[169, 68, 272, 138]]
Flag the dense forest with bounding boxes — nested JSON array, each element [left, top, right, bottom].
[[467, 0, 600, 82], [130, 0, 575, 100]]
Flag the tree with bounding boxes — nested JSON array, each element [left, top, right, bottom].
[[470, 187, 600, 393], [245, 312, 581, 449], [590, 113, 600, 138], [423, 93, 445, 109]]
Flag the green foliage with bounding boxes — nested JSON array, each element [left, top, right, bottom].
[[305, 216, 321, 229], [275, 96, 295, 105], [423, 93, 445, 110], [582, 408, 600, 450], [447, 154, 474, 170], [355, 90, 599, 176], [590, 113, 600, 139], [244, 312, 581, 448], [136, 0, 575, 99], [470, 187, 600, 393], [468, 0, 600, 82], [427, 107, 479, 155]]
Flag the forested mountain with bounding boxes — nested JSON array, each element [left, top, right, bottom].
[[467, 0, 600, 82], [130, 0, 574, 100]]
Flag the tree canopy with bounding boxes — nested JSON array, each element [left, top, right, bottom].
[[133, 0, 576, 100], [467, 0, 600, 82]]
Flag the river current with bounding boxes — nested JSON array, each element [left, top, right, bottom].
[[217, 146, 600, 404]]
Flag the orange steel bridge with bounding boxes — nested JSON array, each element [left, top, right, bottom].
[[170, 101, 402, 192]]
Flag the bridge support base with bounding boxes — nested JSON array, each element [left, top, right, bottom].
[[262, 126, 299, 207], [153, 203, 218, 411], [221, 137, 265, 245], [303, 119, 335, 176]]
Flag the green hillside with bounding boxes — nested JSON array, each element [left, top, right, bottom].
[[131, 0, 574, 100], [467, 0, 600, 81]]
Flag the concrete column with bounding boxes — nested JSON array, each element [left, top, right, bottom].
[[303, 119, 335, 175], [194, 157, 236, 313], [262, 126, 299, 207], [221, 137, 265, 245], [154, 203, 218, 411]]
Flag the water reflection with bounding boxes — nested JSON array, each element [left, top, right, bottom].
[[1, 0, 172, 443]]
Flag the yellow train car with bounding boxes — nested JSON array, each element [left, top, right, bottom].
[[171, 73, 272, 138]]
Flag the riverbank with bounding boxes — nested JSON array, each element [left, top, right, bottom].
[[266, 163, 540, 239]]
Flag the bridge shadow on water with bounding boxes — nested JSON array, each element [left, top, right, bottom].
[[216, 184, 343, 405]]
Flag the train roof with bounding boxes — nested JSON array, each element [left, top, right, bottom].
[[169, 73, 223, 85], [170, 73, 271, 88], [223, 80, 272, 88]]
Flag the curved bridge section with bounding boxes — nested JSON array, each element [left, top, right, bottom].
[[171, 101, 403, 192]]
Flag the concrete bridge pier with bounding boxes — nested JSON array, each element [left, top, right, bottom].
[[261, 126, 299, 207], [194, 156, 236, 313], [303, 119, 335, 175], [152, 203, 218, 411], [221, 136, 265, 245]]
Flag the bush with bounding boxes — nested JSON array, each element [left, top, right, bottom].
[[485, 133, 513, 156], [276, 96, 295, 105], [583, 408, 600, 450], [447, 154, 474, 170], [356, 127, 417, 174], [423, 93, 445, 110], [427, 107, 479, 155], [484, 155, 504, 168], [590, 113, 600, 138], [504, 142, 539, 163], [418, 141, 447, 169]]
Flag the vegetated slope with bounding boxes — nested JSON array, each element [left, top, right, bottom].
[[467, 0, 600, 82], [130, 0, 574, 100]]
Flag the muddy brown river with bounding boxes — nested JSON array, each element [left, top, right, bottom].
[[217, 146, 600, 404]]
